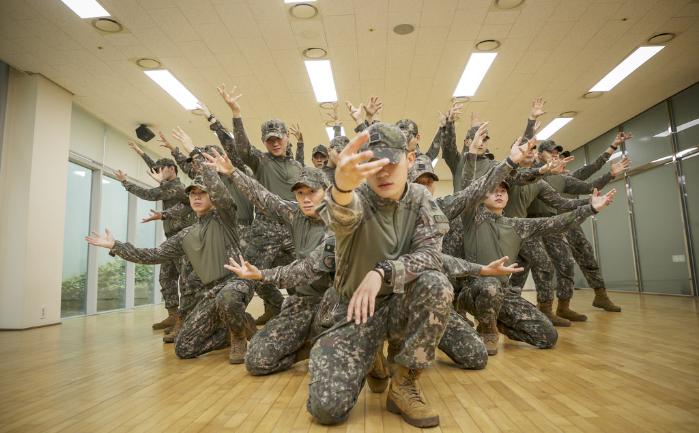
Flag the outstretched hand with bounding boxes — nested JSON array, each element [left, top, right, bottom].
[[289, 123, 303, 141], [613, 132, 633, 148], [202, 148, 235, 176], [509, 135, 537, 165], [114, 169, 127, 182], [141, 209, 162, 223], [540, 156, 575, 174], [85, 229, 115, 249], [610, 156, 631, 177], [333, 132, 389, 194], [346, 101, 364, 124], [590, 188, 617, 212], [157, 130, 175, 151], [224, 255, 262, 280], [171, 126, 195, 154], [480, 256, 524, 277], [530, 97, 546, 120], [128, 140, 144, 156], [217, 84, 243, 117], [363, 96, 383, 120]]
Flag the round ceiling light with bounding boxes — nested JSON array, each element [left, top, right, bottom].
[[475, 39, 501, 51], [319, 102, 336, 109], [393, 24, 415, 35], [289, 3, 318, 19], [582, 91, 603, 99], [92, 18, 123, 33], [647, 32, 675, 44], [559, 111, 578, 118], [495, 0, 525, 9], [135, 58, 162, 69], [302, 47, 327, 59]]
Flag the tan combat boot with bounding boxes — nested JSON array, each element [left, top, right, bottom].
[[255, 305, 281, 326], [367, 349, 390, 393], [386, 366, 440, 428], [556, 298, 587, 322], [592, 288, 621, 312], [152, 307, 178, 330], [538, 301, 571, 327], [162, 313, 182, 343], [229, 332, 247, 364], [477, 319, 499, 356]]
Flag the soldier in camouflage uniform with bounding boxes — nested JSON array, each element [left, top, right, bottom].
[[217, 85, 302, 325], [87, 154, 257, 364], [323, 134, 349, 180], [311, 144, 329, 169], [395, 118, 446, 159], [122, 143, 195, 337]]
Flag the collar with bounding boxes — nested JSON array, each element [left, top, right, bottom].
[[362, 182, 410, 208]]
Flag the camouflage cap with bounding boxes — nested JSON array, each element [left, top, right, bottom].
[[396, 119, 419, 138], [329, 135, 350, 152], [363, 122, 407, 164], [204, 145, 225, 156], [312, 144, 329, 157], [291, 167, 330, 192], [185, 175, 208, 194], [409, 154, 439, 183], [484, 149, 495, 160], [538, 140, 563, 153], [560, 150, 571, 158], [465, 124, 490, 141], [154, 157, 176, 167], [261, 119, 287, 141]]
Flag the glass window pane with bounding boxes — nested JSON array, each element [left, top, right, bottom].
[[622, 102, 673, 170], [630, 165, 692, 295], [595, 178, 638, 291], [135, 198, 156, 306], [567, 147, 586, 172], [671, 82, 699, 152], [682, 153, 699, 287], [97, 175, 128, 311], [61, 162, 92, 317], [585, 129, 618, 163]]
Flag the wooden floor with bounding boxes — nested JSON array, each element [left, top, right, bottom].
[[1, 290, 698, 433]]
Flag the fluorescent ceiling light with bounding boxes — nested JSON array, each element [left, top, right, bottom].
[[60, 0, 110, 18], [305, 60, 338, 103], [452, 52, 497, 97], [654, 118, 699, 137], [144, 69, 199, 110], [325, 126, 346, 140], [431, 157, 439, 168], [590, 46, 664, 92], [535, 118, 573, 140]]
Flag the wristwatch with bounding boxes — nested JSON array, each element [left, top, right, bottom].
[[374, 260, 393, 287]]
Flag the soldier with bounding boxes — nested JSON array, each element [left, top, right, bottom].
[[395, 117, 445, 159], [86, 153, 258, 364], [120, 143, 195, 339], [310, 144, 329, 168], [457, 179, 617, 354], [323, 135, 350, 180], [216, 84, 303, 325]]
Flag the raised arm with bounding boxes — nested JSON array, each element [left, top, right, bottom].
[[572, 132, 631, 180], [537, 180, 589, 213], [114, 169, 186, 203], [289, 123, 305, 166], [217, 84, 262, 172], [128, 140, 158, 171], [86, 228, 186, 265], [191, 151, 238, 227]]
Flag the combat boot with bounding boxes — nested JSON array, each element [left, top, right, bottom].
[[592, 288, 621, 312], [367, 349, 390, 393], [255, 305, 280, 326], [477, 319, 499, 356], [538, 301, 571, 327], [229, 331, 247, 364], [556, 298, 587, 322], [162, 313, 182, 343], [152, 307, 178, 330], [386, 366, 439, 428]]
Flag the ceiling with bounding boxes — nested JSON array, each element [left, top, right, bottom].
[[1, 0, 698, 180]]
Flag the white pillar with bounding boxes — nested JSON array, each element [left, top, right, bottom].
[[0, 70, 72, 329]]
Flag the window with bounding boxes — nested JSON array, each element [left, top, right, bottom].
[[134, 198, 157, 306], [97, 175, 129, 311]]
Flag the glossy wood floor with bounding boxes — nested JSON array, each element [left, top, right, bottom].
[[1, 290, 698, 433]]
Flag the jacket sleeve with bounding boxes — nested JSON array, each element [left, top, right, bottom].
[[192, 154, 238, 227], [537, 181, 589, 212], [110, 230, 187, 264], [227, 169, 296, 225], [232, 117, 262, 173], [441, 254, 483, 278], [295, 141, 305, 166], [171, 147, 197, 179], [440, 121, 461, 178], [122, 180, 185, 202], [570, 152, 611, 180], [140, 152, 158, 171], [514, 205, 596, 239]]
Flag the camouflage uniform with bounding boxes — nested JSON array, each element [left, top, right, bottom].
[[307, 123, 452, 425], [122, 157, 195, 311], [322, 135, 350, 181], [395, 118, 444, 159], [110, 157, 254, 359]]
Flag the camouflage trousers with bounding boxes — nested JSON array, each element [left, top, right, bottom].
[[565, 225, 605, 289], [456, 276, 557, 349], [178, 258, 204, 319], [306, 271, 452, 425], [509, 237, 558, 305], [174, 276, 256, 359], [245, 215, 295, 310], [438, 309, 488, 370], [159, 259, 180, 309], [245, 295, 321, 376], [542, 234, 576, 301]]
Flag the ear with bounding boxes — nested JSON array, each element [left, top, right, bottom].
[[407, 151, 417, 165]]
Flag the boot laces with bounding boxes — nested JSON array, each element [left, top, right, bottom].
[[402, 370, 425, 405]]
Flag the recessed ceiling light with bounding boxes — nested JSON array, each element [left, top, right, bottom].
[[589, 45, 664, 92], [144, 69, 199, 110], [91, 17, 122, 33], [326, 126, 346, 140], [495, 0, 525, 10], [303, 48, 327, 59], [393, 24, 415, 35], [536, 117, 573, 140], [289, 3, 318, 19], [452, 52, 497, 97], [582, 91, 603, 99], [559, 111, 578, 118], [60, 0, 109, 18], [475, 40, 500, 51], [135, 58, 162, 69], [305, 60, 338, 103], [647, 32, 675, 44]]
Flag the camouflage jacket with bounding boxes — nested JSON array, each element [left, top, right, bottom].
[[120, 178, 193, 237], [527, 167, 613, 217]]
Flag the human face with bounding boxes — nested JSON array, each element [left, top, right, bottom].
[[483, 185, 509, 214], [188, 188, 213, 216], [312, 153, 328, 168], [414, 173, 436, 195], [294, 186, 325, 217], [265, 135, 289, 157], [367, 151, 415, 201]]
